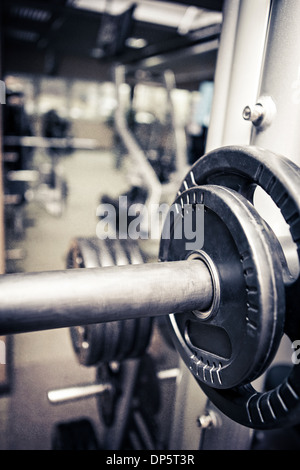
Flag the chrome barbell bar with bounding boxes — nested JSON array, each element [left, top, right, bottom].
[[0, 259, 213, 335]]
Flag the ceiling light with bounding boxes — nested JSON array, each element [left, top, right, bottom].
[[125, 37, 148, 49]]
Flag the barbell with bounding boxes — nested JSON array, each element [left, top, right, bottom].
[[1, 145, 300, 431], [0, 258, 212, 335]]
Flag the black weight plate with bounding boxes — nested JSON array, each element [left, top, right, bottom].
[[99, 320, 124, 363], [113, 319, 139, 361], [171, 146, 300, 429], [67, 238, 122, 365], [106, 238, 152, 361], [116, 240, 151, 360], [199, 366, 300, 430], [178, 145, 300, 341], [70, 323, 106, 366], [159, 184, 285, 389], [129, 316, 153, 359], [68, 237, 152, 365], [79, 238, 130, 364], [68, 239, 107, 366], [102, 239, 150, 362]]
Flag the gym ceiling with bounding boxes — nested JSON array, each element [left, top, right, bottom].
[[1, 0, 224, 90]]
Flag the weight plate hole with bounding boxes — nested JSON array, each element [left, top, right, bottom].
[[254, 187, 300, 283], [186, 250, 220, 320], [185, 320, 232, 360]]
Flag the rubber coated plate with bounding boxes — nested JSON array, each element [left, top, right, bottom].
[[68, 237, 152, 365], [178, 145, 300, 341], [130, 316, 153, 359], [172, 146, 300, 429], [68, 239, 106, 366], [159, 185, 285, 389]]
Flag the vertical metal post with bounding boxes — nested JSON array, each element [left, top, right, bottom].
[[251, 0, 300, 165], [170, 0, 271, 451], [168, 359, 208, 450], [206, 0, 271, 151], [249, 0, 300, 273]]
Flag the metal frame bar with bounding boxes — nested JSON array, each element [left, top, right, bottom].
[[206, 0, 271, 151], [251, 0, 300, 165]]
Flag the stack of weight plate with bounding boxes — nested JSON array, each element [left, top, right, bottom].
[[67, 237, 153, 366]]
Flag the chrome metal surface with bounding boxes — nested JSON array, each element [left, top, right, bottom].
[[0, 259, 213, 335], [242, 104, 264, 125], [251, 0, 300, 165], [206, 0, 271, 151], [48, 383, 113, 405]]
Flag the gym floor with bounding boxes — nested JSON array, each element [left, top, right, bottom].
[[0, 146, 175, 450]]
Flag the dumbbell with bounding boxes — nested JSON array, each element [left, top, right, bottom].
[[0, 145, 300, 431]]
